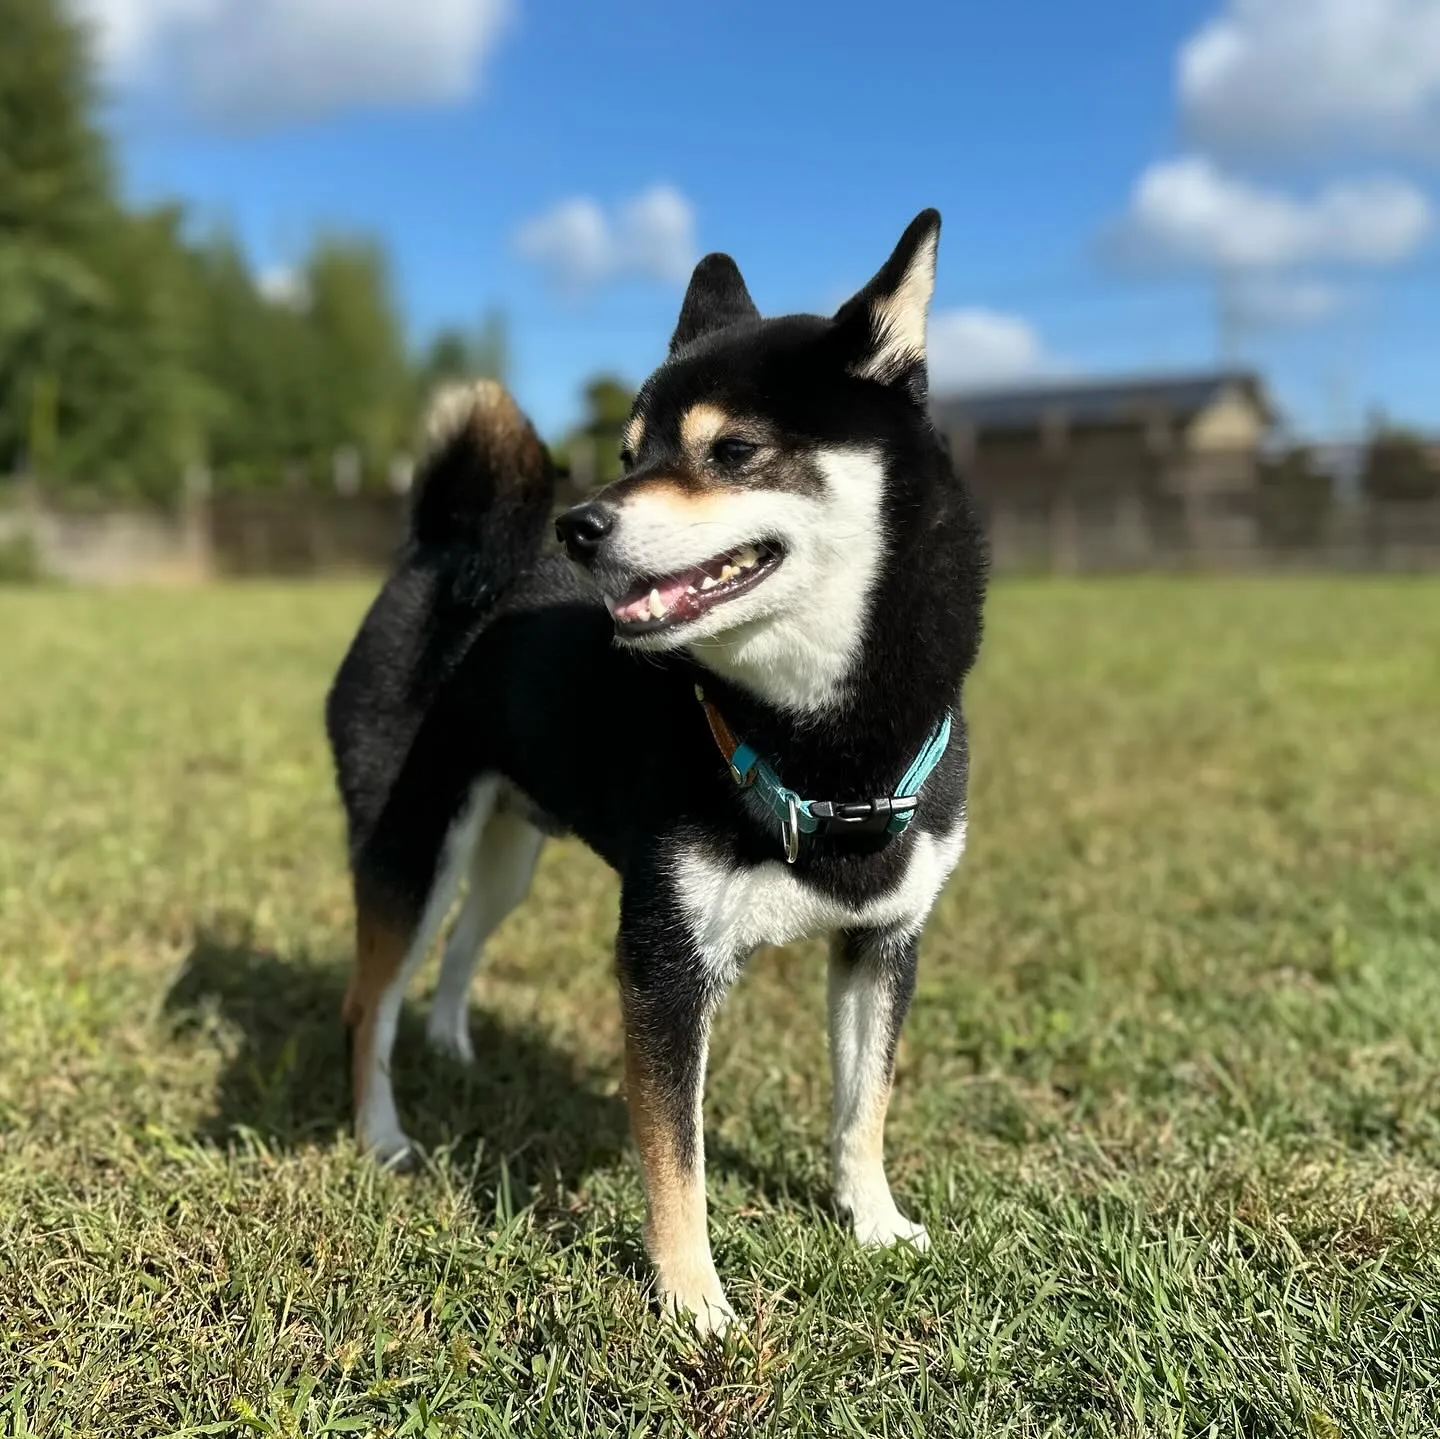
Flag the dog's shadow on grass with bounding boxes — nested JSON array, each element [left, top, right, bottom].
[[164, 931, 633, 1219]]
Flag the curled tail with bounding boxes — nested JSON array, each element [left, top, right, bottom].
[[325, 380, 557, 850], [407, 378, 558, 599]]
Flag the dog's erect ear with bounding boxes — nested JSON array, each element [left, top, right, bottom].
[[833, 209, 941, 402], [670, 254, 761, 353]]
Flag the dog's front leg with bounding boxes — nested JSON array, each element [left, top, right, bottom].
[[616, 926, 733, 1335], [828, 927, 929, 1250]]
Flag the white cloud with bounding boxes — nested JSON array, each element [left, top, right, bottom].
[[1180, 0, 1440, 156], [1121, 156, 1431, 268], [515, 186, 697, 294], [514, 199, 612, 291], [75, 0, 206, 75], [926, 309, 1056, 391], [72, 0, 512, 125], [613, 188, 696, 286]]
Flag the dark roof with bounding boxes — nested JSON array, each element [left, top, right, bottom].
[[931, 370, 1274, 434]]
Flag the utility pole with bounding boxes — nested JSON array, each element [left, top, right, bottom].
[[1215, 269, 1242, 368]]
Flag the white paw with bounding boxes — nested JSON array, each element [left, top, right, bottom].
[[848, 1203, 931, 1252], [360, 1126, 418, 1172], [661, 1283, 735, 1338], [425, 1011, 475, 1065]]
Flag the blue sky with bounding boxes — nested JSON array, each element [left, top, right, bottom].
[[87, 0, 1440, 441]]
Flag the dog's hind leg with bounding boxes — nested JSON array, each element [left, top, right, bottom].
[[426, 801, 545, 1064], [828, 928, 929, 1250], [344, 777, 498, 1167]]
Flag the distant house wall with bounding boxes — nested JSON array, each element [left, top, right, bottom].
[[937, 374, 1284, 571], [1185, 389, 1266, 452]]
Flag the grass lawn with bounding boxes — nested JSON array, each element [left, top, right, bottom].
[[2, 577, 1439, 1437]]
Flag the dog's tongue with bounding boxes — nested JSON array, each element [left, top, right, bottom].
[[614, 569, 701, 625]]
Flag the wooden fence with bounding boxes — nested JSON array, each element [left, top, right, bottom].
[[3, 471, 1440, 585]]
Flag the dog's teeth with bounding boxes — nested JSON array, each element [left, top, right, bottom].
[[685, 584, 697, 596], [647, 588, 666, 619], [735, 545, 759, 569], [699, 575, 718, 591], [719, 564, 740, 582]]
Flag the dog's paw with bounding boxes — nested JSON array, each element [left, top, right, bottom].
[[360, 1127, 420, 1173], [424, 1011, 475, 1066], [656, 1261, 735, 1338], [663, 1286, 736, 1339], [847, 1201, 931, 1252]]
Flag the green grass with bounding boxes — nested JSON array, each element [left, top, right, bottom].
[[2, 578, 1439, 1437]]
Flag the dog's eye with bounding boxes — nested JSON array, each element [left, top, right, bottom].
[[710, 437, 757, 467]]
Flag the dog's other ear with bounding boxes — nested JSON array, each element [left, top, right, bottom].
[[833, 209, 941, 403], [670, 254, 760, 353]]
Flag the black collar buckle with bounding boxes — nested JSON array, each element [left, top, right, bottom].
[[807, 795, 918, 837]]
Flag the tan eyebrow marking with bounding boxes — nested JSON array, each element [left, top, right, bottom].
[[679, 403, 732, 454]]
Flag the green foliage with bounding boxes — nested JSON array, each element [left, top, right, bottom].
[[417, 308, 510, 399], [556, 373, 636, 492], [0, 0, 228, 494], [1258, 447, 1334, 550], [0, 529, 43, 582], [0, 0, 113, 476], [302, 239, 411, 478], [1362, 429, 1440, 503], [3, 578, 1440, 1433]]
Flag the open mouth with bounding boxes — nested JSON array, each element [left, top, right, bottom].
[[608, 540, 784, 634]]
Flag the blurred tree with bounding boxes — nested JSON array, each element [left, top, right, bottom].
[[557, 374, 635, 492], [0, 0, 216, 497], [189, 234, 301, 488], [0, 0, 112, 477], [1257, 447, 1333, 550], [473, 308, 509, 384], [184, 232, 420, 492], [303, 237, 412, 486], [416, 308, 510, 409], [62, 205, 219, 499], [1362, 428, 1440, 503], [419, 329, 472, 389]]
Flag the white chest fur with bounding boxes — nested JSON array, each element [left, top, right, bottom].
[[671, 818, 967, 977]]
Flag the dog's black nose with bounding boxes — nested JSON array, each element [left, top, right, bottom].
[[555, 502, 615, 563]]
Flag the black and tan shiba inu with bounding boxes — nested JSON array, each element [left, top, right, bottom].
[[325, 210, 988, 1331]]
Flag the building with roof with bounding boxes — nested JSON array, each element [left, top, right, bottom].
[[931, 371, 1278, 570]]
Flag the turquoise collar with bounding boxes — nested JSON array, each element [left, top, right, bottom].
[[696, 686, 952, 864]]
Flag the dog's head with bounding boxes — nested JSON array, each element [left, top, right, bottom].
[[555, 210, 945, 714]]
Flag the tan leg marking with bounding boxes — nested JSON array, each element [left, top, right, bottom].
[[345, 902, 410, 1113], [343, 896, 421, 1164], [622, 1020, 732, 1334]]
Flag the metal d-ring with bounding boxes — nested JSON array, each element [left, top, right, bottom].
[[782, 794, 800, 864]]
